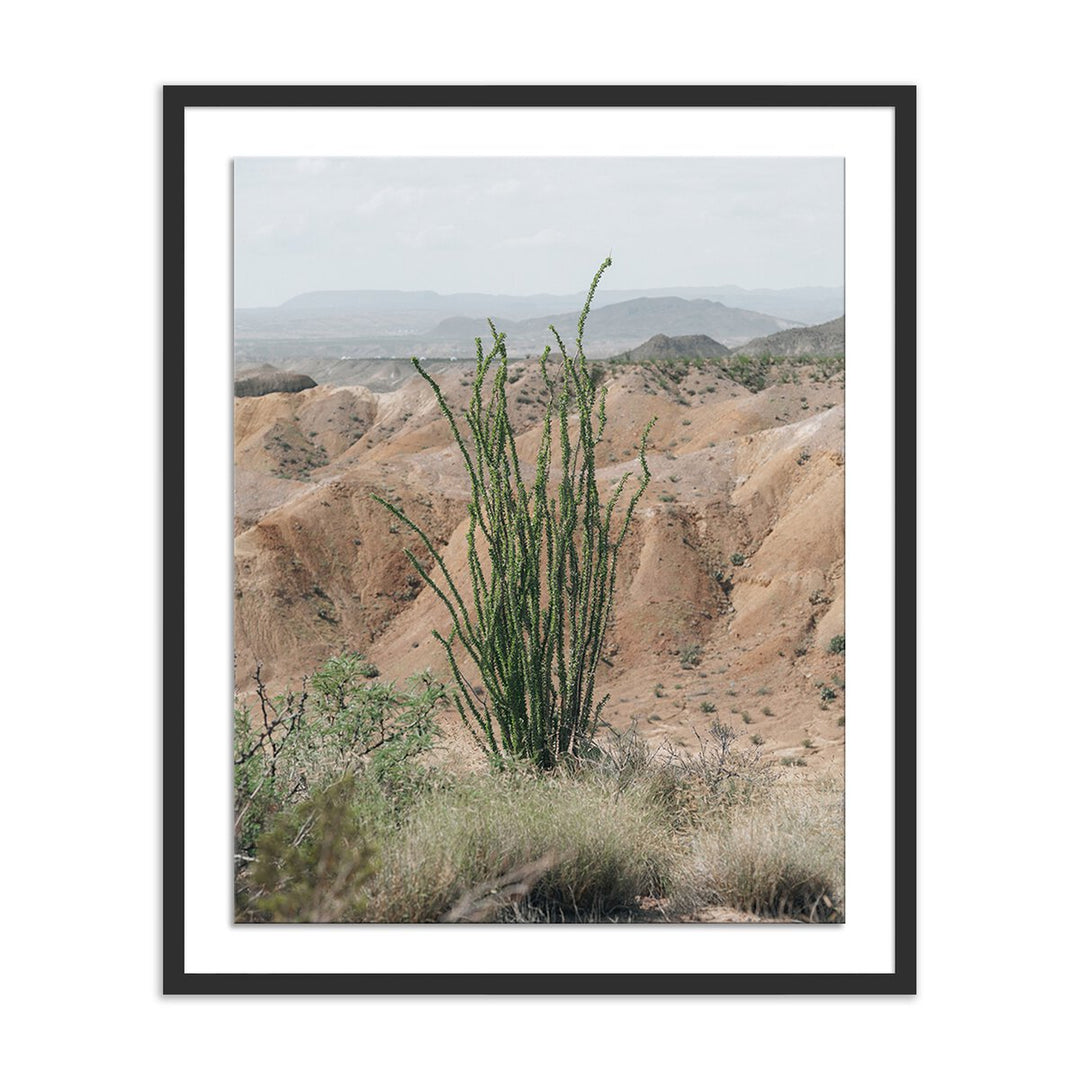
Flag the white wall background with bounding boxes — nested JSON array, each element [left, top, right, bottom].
[[3, 3, 1073, 1077]]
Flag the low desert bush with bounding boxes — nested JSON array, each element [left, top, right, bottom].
[[673, 774, 844, 921], [243, 772, 376, 923], [233, 653, 443, 861], [680, 643, 703, 669], [360, 766, 674, 922], [680, 722, 776, 809]]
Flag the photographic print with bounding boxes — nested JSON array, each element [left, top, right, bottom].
[[165, 85, 914, 993], [231, 154, 847, 926]]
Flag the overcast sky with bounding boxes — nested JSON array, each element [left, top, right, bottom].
[[234, 157, 843, 308]]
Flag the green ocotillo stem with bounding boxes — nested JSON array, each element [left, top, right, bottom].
[[374, 259, 653, 769]]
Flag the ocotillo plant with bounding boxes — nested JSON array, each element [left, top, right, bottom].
[[374, 259, 655, 769]]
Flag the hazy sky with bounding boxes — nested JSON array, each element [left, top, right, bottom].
[[234, 157, 843, 308]]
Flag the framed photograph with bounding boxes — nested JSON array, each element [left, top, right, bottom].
[[164, 85, 915, 994]]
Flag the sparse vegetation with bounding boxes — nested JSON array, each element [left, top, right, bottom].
[[680, 643, 703, 669], [827, 634, 845, 655], [233, 675, 846, 923]]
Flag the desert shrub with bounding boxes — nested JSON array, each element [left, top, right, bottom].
[[722, 355, 769, 393], [242, 773, 376, 923], [374, 259, 655, 769], [827, 634, 845, 655], [233, 653, 443, 861], [361, 767, 674, 922], [680, 643, 703, 669], [673, 775, 844, 921], [681, 722, 776, 808], [581, 725, 690, 822]]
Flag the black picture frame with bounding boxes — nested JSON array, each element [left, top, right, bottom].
[[163, 83, 915, 995]]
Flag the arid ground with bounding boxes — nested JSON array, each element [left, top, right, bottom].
[[233, 341, 845, 921]]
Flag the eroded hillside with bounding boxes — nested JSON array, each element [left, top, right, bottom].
[[234, 353, 846, 772]]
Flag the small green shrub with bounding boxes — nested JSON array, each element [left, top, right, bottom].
[[827, 634, 845, 655], [680, 643, 703, 669], [730, 552, 746, 566], [700, 701, 717, 714], [245, 773, 375, 923], [233, 654, 443, 861]]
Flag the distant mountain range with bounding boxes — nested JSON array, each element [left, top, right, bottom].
[[234, 285, 843, 367], [274, 284, 843, 326], [423, 297, 796, 355]]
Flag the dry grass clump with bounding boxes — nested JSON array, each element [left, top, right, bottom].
[[237, 695, 844, 924], [360, 767, 674, 922], [672, 773, 844, 921]]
